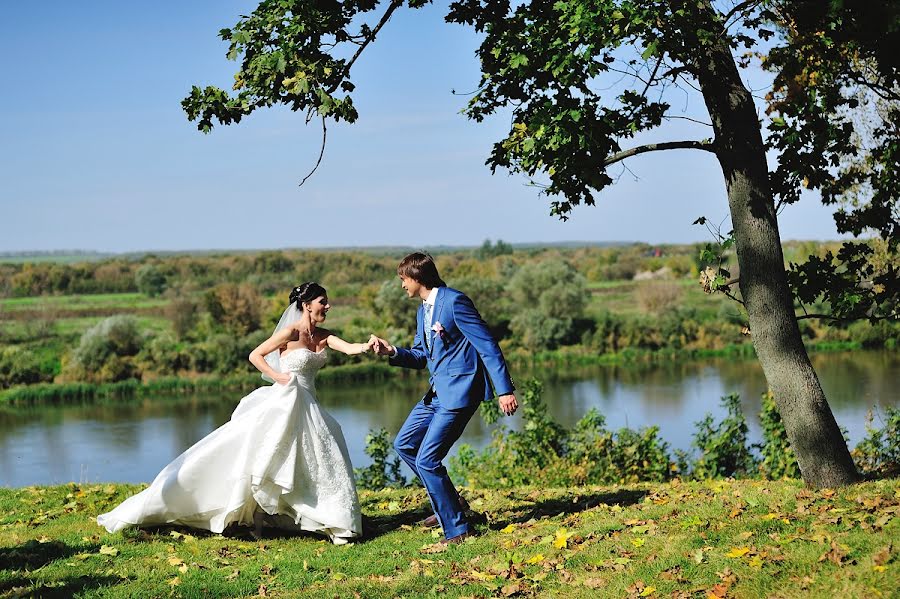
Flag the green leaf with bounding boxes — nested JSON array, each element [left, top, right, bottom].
[[641, 40, 658, 60], [510, 53, 529, 68]]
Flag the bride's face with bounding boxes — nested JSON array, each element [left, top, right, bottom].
[[305, 296, 331, 324]]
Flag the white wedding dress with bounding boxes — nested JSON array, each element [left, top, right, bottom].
[[97, 348, 361, 544]]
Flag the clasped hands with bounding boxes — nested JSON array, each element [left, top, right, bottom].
[[367, 334, 394, 356]]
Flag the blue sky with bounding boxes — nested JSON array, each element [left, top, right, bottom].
[[0, 1, 843, 253]]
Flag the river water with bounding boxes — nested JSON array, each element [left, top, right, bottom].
[[1, 351, 897, 487]]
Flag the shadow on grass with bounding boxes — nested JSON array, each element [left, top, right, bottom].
[[0, 539, 88, 571], [0, 574, 120, 598], [0, 539, 121, 597], [489, 488, 648, 529], [360, 487, 649, 540]]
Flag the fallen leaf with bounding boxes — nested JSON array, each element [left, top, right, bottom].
[[639, 587, 656, 597], [526, 554, 544, 565], [553, 528, 571, 549], [631, 538, 645, 548], [818, 540, 848, 566], [167, 556, 184, 566], [872, 544, 892, 566], [583, 577, 605, 588], [168, 577, 180, 587], [226, 569, 240, 581], [725, 547, 750, 558], [99, 545, 118, 557], [500, 524, 517, 534]]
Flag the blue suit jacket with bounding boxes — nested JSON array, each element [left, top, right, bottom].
[[389, 287, 514, 409]]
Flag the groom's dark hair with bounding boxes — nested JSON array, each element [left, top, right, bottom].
[[398, 252, 446, 288]]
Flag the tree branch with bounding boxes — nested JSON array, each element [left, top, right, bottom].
[[329, 0, 403, 94], [603, 139, 716, 166], [796, 313, 896, 323], [721, 0, 764, 28], [299, 117, 328, 187]]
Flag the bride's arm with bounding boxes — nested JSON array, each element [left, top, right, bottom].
[[324, 332, 374, 355], [249, 328, 295, 383]]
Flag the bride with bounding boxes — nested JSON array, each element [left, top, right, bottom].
[[97, 282, 371, 544]]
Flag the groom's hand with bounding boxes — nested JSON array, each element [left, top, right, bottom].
[[499, 393, 518, 416], [369, 335, 394, 356]]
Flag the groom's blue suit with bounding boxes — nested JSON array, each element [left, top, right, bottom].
[[390, 286, 514, 539]]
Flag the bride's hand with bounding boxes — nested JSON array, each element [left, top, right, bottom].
[[272, 372, 292, 385]]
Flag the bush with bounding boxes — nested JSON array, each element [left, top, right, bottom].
[[135, 264, 168, 297], [0, 346, 53, 386], [164, 294, 197, 340], [507, 261, 586, 350], [354, 428, 407, 490], [450, 379, 675, 487], [205, 283, 263, 336], [688, 394, 757, 479], [64, 315, 145, 382], [852, 407, 900, 477], [756, 391, 801, 479]]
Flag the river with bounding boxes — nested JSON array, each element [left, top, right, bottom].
[[1, 351, 897, 487]]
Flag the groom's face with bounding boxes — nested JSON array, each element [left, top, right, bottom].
[[399, 275, 421, 299]]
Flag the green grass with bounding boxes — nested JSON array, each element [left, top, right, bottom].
[[0, 479, 896, 598], [0, 293, 165, 312]]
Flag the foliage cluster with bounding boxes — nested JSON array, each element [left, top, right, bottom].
[[421, 379, 900, 492], [1, 243, 897, 388]]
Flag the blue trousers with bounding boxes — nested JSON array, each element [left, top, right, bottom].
[[394, 395, 479, 539]]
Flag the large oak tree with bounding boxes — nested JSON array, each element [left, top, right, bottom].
[[183, 0, 898, 488]]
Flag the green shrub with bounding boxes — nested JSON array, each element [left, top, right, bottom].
[[135, 264, 168, 297], [507, 260, 586, 350], [756, 391, 801, 479], [688, 393, 758, 479], [852, 407, 900, 477], [354, 428, 407, 490], [0, 346, 53, 386], [65, 315, 145, 382], [449, 379, 675, 488]]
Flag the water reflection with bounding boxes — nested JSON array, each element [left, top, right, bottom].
[[1, 351, 897, 487]]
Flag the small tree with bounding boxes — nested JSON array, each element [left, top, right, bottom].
[[205, 283, 263, 336], [135, 264, 167, 297], [507, 260, 586, 349]]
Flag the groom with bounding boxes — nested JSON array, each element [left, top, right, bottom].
[[372, 252, 518, 544]]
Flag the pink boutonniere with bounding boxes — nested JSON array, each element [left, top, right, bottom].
[[431, 321, 445, 338]]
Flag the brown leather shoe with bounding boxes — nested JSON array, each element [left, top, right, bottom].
[[440, 530, 476, 545], [420, 495, 470, 528]]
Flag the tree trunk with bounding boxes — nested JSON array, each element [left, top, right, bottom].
[[692, 10, 859, 487]]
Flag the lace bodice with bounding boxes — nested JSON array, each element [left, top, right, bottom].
[[280, 347, 327, 376]]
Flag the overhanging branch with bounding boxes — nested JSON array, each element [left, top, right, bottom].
[[330, 0, 403, 94], [603, 139, 716, 166]]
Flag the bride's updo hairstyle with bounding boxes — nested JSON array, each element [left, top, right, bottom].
[[290, 282, 327, 309]]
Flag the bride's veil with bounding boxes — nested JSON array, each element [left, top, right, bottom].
[[261, 303, 301, 383]]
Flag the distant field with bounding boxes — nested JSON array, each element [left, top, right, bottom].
[[0, 253, 113, 264]]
